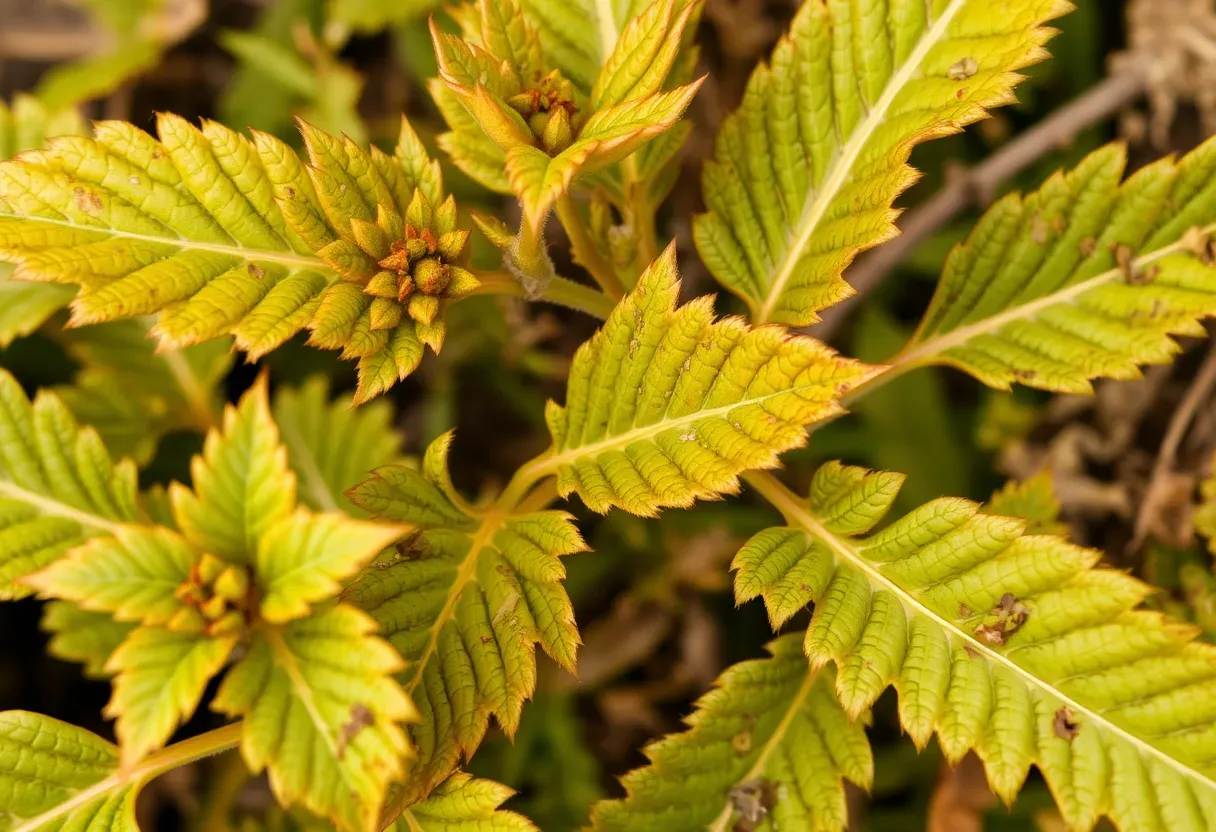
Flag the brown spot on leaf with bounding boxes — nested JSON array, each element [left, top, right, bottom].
[[963, 644, 980, 658], [958, 603, 972, 618], [247, 263, 265, 279], [336, 703, 375, 759], [730, 779, 778, 832], [1030, 215, 1050, 245], [974, 592, 1029, 645], [72, 187, 103, 215], [731, 715, 756, 755], [1079, 236, 1097, 257], [948, 57, 979, 80], [1053, 706, 1080, 741]]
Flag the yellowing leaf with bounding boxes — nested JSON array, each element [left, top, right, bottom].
[[590, 635, 872, 832], [256, 509, 408, 624], [0, 116, 470, 400], [505, 83, 702, 229], [741, 465, 1216, 829], [214, 605, 415, 832], [591, 0, 695, 111], [538, 247, 876, 516], [395, 772, 539, 831], [0, 369, 141, 598], [104, 627, 236, 766], [346, 450, 585, 810], [171, 376, 295, 565], [695, 0, 1070, 326], [23, 525, 193, 626], [899, 141, 1216, 393]]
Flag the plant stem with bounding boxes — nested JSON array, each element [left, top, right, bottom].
[[16, 723, 242, 832], [623, 155, 659, 271], [469, 270, 616, 320], [139, 722, 243, 780], [555, 193, 627, 299]]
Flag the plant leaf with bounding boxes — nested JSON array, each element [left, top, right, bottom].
[[0, 369, 141, 598], [105, 627, 236, 766], [0, 711, 139, 831], [23, 525, 193, 626], [505, 84, 702, 229], [55, 317, 232, 463], [590, 634, 872, 831], [272, 376, 406, 515], [900, 141, 1216, 392], [393, 771, 539, 831], [213, 604, 415, 832], [740, 464, 1216, 830], [171, 377, 295, 565], [695, 0, 1070, 325], [41, 601, 134, 679], [256, 509, 408, 624], [0, 116, 465, 399], [347, 432, 478, 530], [540, 246, 876, 516], [0, 273, 74, 348], [590, 0, 695, 111], [0, 95, 86, 347], [345, 458, 585, 810]]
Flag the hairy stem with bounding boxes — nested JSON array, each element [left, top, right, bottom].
[[469, 270, 616, 320], [555, 193, 627, 299]]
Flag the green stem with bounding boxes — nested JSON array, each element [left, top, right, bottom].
[[622, 156, 659, 272], [469, 270, 616, 320], [555, 193, 626, 299], [17, 723, 242, 832]]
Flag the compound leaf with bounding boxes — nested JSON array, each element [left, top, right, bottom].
[[901, 140, 1216, 393], [345, 459, 585, 809], [695, 0, 1070, 326], [0, 117, 473, 400], [214, 605, 415, 832], [540, 246, 876, 516], [738, 464, 1216, 830], [590, 635, 872, 831], [0, 369, 141, 598]]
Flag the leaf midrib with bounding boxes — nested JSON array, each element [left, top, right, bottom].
[[746, 470, 1216, 796], [404, 510, 507, 694], [0, 479, 121, 534], [7, 213, 330, 272], [706, 667, 816, 832], [897, 221, 1216, 367], [755, 0, 965, 324], [539, 377, 864, 475]]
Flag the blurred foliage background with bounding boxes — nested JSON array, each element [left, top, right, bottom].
[[5, 1, 1216, 829]]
